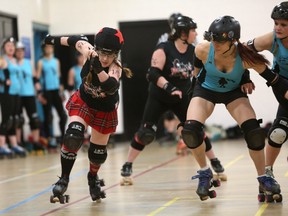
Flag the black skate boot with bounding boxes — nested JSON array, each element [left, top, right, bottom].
[[87, 172, 106, 202], [11, 146, 27, 158], [192, 168, 221, 201], [210, 158, 227, 181], [257, 175, 282, 203], [120, 162, 133, 186], [50, 176, 70, 204]]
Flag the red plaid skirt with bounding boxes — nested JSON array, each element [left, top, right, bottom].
[[66, 91, 118, 134]]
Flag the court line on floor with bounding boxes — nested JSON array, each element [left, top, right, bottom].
[[255, 204, 268, 216], [39, 155, 183, 216], [146, 154, 245, 216]]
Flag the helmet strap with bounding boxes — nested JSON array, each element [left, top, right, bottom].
[[222, 41, 233, 55]]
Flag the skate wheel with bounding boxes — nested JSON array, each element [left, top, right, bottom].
[[59, 196, 65, 204], [265, 194, 273, 203], [208, 190, 217, 199], [65, 195, 70, 203], [50, 195, 56, 203], [199, 195, 209, 201], [212, 179, 221, 187], [275, 194, 282, 203], [99, 179, 105, 187], [258, 193, 265, 202], [120, 177, 133, 186]]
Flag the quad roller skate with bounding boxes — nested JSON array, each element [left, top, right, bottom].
[[192, 168, 221, 201], [120, 162, 133, 186], [50, 176, 70, 204], [0, 145, 14, 159], [87, 172, 106, 202], [176, 139, 191, 155], [11, 146, 27, 158], [210, 158, 227, 181], [257, 175, 282, 203]]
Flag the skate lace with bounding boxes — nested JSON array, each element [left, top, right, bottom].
[[259, 176, 278, 188], [192, 169, 212, 186], [53, 176, 69, 186], [265, 168, 275, 178]]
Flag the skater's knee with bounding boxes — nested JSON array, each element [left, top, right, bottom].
[[63, 121, 85, 151], [0, 116, 14, 133], [30, 115, 41, 130], [134, 122, 157, 146], [241, 119, 265, 151], [181, 120, 204, 149], [267, 117, 288, 148], [88, 143, 107, 165]]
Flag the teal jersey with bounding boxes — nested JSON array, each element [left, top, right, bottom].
[[40, 57, 60, 91], [19, 58, 35, 96], [4, 56, 21, 95], [198, 43, 245, 92], [0, 69, 4, 93], [73, 65, 82, 89], [271, 32, 288, 79]]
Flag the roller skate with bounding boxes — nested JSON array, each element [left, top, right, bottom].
[[210, 158, 227, 181], [192, 168, 221, 201], [11, 145, 27, 158], [120, 162, 133, 186], [50, 176, 70, 204], [0, 145, 14, 159], [87, 172, 106, 202], [257, 175, 282, 203], [176, 139, 191, 155]]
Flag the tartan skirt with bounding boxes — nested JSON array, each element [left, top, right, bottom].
[[65, 91, 118, 134]]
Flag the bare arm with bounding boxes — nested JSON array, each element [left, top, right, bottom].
[[151, 48, 167, 88], [249, 32, 274, 52]]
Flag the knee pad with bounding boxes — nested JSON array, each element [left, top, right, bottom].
[[267, 117, 288, 148], [0, 116, 14, 133], [131, 138, 145, 151], [135, 122, 157, 145], [63, 122, 85, 151], [181, 120, 204, 149], [204, 135, 212, 152], [241, 119, 265, 151], [16, 115, 25, 128], [30, 115, 41, 130], [88, 143, 107, 165]]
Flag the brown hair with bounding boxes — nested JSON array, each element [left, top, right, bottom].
[[237, 41, 270, 66]]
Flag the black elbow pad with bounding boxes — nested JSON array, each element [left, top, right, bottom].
[[193, 55, 203, 68], [100, 77, 120, 95], [146, 67, 162, 84]]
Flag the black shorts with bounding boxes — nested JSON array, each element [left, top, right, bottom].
[[192, 82, 248, 106]]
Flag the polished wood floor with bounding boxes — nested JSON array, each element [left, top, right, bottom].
[[1, 139, 288, 216]]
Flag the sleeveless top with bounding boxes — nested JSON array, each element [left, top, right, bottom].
[[18, 58, 35, 96], [198, 43, 245, 92], [79, 59, 119, 111], [40, 57, 60, 91], [4, 56, 21, 95], [149, 40, 194, 103], [270, 32, 288, 79]]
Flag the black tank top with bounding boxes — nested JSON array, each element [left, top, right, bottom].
[[149, 40, 194, 103], [79, 60, 119, 111]]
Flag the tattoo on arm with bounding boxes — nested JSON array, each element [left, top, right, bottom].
[[151, 58, 158, 66]]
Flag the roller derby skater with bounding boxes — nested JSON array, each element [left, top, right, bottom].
[[120, 162, 133, 185], [257, 175, 282, 203], [50, 177, 70, 204], [0, 145, 13, 159], [192, 168, 220, 201], [45, 27, 131, 203], [11, 145, 27, 158]]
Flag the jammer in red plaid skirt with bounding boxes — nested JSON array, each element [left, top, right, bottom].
[[65, 91, 118, 134]]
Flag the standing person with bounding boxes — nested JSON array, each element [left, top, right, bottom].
[[15, 41, 44, 152], [67, 52, 85, 94], [120, 15, 226, 186], [246, 1, 288, 181], [180, 15, 287, 202], [35, 42, 67, 148], [45, 27, 132, 203], [0, 37, 26, 158]]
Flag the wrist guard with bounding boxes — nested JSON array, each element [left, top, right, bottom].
[[163, 82, 178, 94], [90, 56, 104, 74], [44, 34, 61, 45], [67, 35, 88, 47], [240, 69, 252, 85]]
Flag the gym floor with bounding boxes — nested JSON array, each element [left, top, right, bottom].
[[0, 139, 288, 216]]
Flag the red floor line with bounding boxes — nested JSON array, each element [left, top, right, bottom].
[[39, 155, 184, 216]]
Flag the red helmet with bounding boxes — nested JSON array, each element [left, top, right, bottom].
[[95, 27, 124, 53]]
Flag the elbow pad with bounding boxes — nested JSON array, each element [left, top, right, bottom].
[[240, 69, 252, 85], [246, 39, 258, 52], [146, 67, 162, 84], [193, 55, 203, 68], [100, 77, 120, 95]]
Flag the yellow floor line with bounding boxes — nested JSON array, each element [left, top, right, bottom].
[[224, 154, 245, 169], [147, 197, 180, 216], [255, 203, 268, 216]]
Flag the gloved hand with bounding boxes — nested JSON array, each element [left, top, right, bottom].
[[90, 55, 104, 74], [44, 34, 61, 45]]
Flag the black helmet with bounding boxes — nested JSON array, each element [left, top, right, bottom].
[[204, 16, 240, 42], [95, 27, 124, 53], [168, 13, 182, 30], [172, 15, 197, 37], [271, 1, 288, 20]]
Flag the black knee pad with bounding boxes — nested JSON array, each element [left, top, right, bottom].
[[204, 135, 212, 152], [88, 143, 107, 165], [63, 122, 85, 151], [181, 120, 204, 149], [0, 116, 14, 134], [16, 115, 25, 128], [131, 138, 145, 151], [267, 117, 288, 148], [30, 115, 41, 130], [241, 119, 265, 151], [135, 122, 157, 145]]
